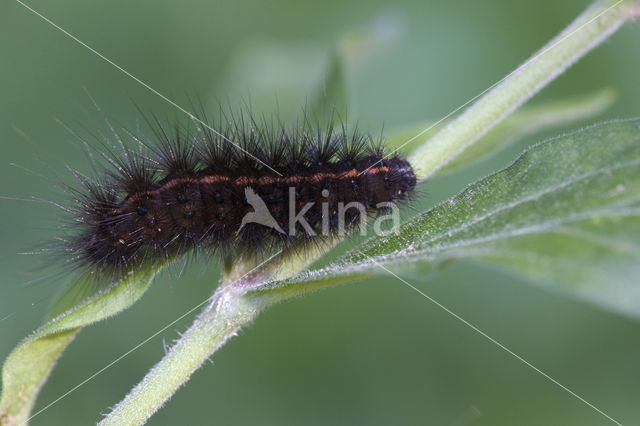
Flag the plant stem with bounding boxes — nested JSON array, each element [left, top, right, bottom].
[[99, 286, 264, 426], [100, 1, 639, 424], [408, 0, 639, 179]]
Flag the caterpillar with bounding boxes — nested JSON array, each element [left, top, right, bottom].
[[63, 111, 417, 279]]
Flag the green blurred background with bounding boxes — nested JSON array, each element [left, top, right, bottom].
[[1, 0, 640, 424]]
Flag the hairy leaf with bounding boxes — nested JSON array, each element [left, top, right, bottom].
[[0, 266, 162, 426], [254, 119, 640, 317]]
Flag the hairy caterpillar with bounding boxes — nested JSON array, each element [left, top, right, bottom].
[[62, 111, 417, 279]]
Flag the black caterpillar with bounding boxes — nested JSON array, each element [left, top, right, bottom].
[[65, 113, 417, 277]]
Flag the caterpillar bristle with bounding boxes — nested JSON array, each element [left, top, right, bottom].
[[55, 108, 417, 283]]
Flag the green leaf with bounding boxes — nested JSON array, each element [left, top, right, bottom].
[[254, 119, 640, 317], [385, 87, 617, 175], [0, 264, 163, 426], [440, 87, 617, 174]]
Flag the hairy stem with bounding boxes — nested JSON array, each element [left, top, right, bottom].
[[99, 286, 263, 426], [100, 1, 639, 424], [408, 0, 639, 179]]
